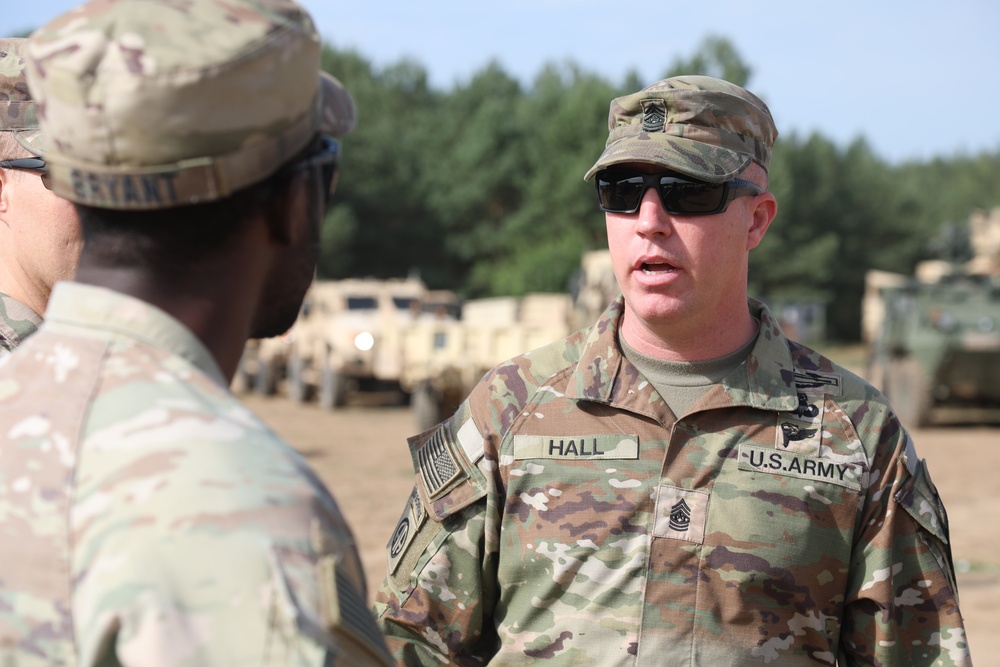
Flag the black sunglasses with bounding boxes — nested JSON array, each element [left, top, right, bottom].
[[281, 135, 340, 208], [0, 156, 52, 190], [595, 169, 763, 216]]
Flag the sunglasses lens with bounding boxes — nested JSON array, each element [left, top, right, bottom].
[[597, 173, 645, 213], [597, 170, 733, 215], [658, 180, 726, 215]]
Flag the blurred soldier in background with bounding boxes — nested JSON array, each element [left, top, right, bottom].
[[0, 37, 81, 355], [0, 1, 391, 665], [374, 76, 970, 665]]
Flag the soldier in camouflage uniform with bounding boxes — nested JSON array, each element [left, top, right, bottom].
[[0, 1, 391, 665], [0, 37, 82, 356], [373, 76, 971, 665]]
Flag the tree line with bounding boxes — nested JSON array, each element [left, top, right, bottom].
[[320, 38, 1000, 342]]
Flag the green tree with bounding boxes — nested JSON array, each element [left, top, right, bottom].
[[664, 35, 752, 86]]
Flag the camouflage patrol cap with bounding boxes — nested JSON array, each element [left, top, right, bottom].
[[584, 75, 777, 183], [24, 0, 357, 210], [0, 38, 43, 155]]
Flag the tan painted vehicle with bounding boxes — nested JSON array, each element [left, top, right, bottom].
[[402, 293, 575, 430], [233, 334, 295, 396], [282, 277, 434, 408], [571, 249, 619, 329]]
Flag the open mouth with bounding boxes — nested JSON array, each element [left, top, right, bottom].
[[641, 262, 675, 274]]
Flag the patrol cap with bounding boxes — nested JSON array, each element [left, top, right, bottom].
[[0, 38, 44, 155], [584, 75, 777, 183], [24, 0, 357, 210]]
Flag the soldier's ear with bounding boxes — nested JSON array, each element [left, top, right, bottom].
[[746, 192, 777, 251], [0, 169, 12, 221], [260, 170, 308, 247]]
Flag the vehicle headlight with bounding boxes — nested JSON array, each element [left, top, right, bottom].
[[354, 331, 374, 351], [978, 316, 996, 333]]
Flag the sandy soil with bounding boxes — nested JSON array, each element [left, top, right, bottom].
[[241, 393, 999, 664]]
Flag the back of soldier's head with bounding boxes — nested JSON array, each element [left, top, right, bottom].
[[24, 0, 356, 274]]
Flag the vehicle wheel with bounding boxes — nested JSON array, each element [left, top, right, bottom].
[[319, 360, 348, 409], [412, 382, 442, 431], [287, 351, 313, 403], [253, 354, 277, 396], [885, 356, 933, 429], [230, 349, 252, 394]]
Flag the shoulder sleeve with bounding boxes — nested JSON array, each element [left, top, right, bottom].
[[71, 389, 392, 667], [841, 426, 971, 667], [373, 399, 501, 666]]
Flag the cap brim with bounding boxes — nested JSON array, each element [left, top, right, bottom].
[[318, 71, 356, 137], [584, 134, 750, 183], [12, 129, 44, 156]]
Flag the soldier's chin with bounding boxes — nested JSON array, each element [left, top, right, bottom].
[[250, 307, 299, 340]]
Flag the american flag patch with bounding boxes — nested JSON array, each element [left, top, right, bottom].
[[417, 428, 460, 498]]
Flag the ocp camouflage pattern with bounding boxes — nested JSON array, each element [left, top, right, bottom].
[[0, 38, 42, 154], [374, 297, 970, 666], [23, 0, 352, 209], [0, 291, 41, 357], [0, 283, 392, 666], [584, 75, 777, 184]]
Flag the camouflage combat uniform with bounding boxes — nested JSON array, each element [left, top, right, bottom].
[[374, 297, 970, 666], [0, 292, 41, 356], [0, 283, 392, 666]]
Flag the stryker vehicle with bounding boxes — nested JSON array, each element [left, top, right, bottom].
[[867, 272, 1000, 428], [864, 208, 1000, 428]]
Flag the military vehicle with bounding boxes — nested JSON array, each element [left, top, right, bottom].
[[283, 277, 433, 408], [402, 293, 575, 430], [571, 249, 619, 329], [865, 208, 1000, 428], [233, 334, 294, 396]]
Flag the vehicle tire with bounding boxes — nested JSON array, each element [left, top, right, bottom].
[[253, 355, 277, 396], [230, 349, 252, 394], [319, 359, 348, 409], [286, 351, 313, 403], [885, 355, 933, 429], [412, 381, 442, 431]]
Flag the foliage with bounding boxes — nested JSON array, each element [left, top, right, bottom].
[[322, 38, 1000, 341]]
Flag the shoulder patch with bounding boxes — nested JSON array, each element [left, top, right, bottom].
[[414, 427, 460, 499], [407, 421, 488, 523], [387, 487, 431, 576]]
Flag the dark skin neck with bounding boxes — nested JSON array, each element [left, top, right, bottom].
[[73, 216, 273, 382]]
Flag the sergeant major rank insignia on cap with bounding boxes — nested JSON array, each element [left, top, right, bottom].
[[641, 99, 666, 133]]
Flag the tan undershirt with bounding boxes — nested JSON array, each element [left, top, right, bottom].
[[620, 323, 759, 418]]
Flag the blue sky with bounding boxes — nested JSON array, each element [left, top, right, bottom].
[[5, 1, 998, 164]]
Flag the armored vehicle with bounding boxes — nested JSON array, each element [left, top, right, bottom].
[[402, 293, 574, 430], [864, 208, 1000, 428], [284, 278, 430, 408]]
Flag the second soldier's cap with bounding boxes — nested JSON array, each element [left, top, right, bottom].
[[24, 0, 356, 210], [0, 38, 44, 155], [584, 75, 777, 183]]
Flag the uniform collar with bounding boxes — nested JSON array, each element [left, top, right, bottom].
[[0, 291, 43, 349], [43, 282, 227, 387], [566, 296, 800, 418]]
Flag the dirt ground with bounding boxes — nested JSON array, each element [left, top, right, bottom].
[[241, 392, 999, 664]]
